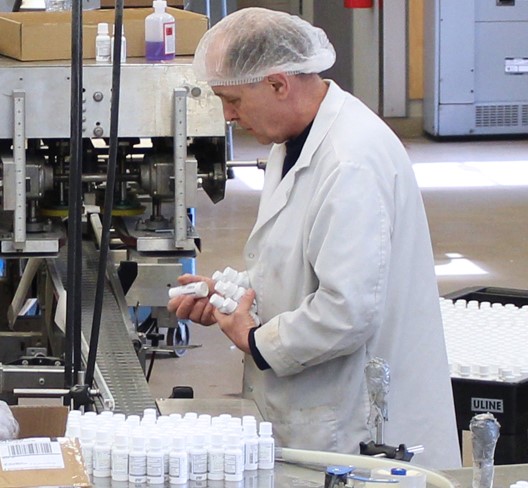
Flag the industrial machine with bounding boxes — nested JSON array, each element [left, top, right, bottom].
[[423, 0, 528, 137], [0, 54, 228, 414]]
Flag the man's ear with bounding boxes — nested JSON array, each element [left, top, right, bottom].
[[266, 73, 290, 98]]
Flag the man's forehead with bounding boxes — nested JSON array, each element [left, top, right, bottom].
[[212, 85, 245, 98]]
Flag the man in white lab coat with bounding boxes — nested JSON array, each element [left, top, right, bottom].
[[168, 7, 461, 469]]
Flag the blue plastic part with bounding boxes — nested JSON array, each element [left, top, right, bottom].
[[326, 465, 354, 476], [391, 468, 407, 476]]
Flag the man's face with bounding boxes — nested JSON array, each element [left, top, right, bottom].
[[212, 81, 284, 145]]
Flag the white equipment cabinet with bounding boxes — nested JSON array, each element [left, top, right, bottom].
[[423, 0, 528, 137]]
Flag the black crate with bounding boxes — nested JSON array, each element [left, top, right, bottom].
[[444, 287, 528, 465]]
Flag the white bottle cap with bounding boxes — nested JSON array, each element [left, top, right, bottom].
[[149, 436, 162, 450], [143, 408, 157, 418], [172, 435, 185, 451], [209, 294, 225, 308], [212, 270, 224, 282], [96, 428, 111, 444], [214, 281, 228, 295], [222, 267, 238, 283], [236, 271, 250, 289], [220, 298, 237, 314], [132, 434, 146, 450], [259, 422, 272, 436], [81, 425, 96, 442], [114, 432, 128, 448], [97, 22, 109, 35], [153, 0, 166, 9]]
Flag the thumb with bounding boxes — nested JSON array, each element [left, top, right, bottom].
[[237, 288, 257, 313]]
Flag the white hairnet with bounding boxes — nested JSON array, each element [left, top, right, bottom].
[[193, 7, 336, 86]]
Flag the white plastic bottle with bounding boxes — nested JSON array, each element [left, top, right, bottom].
[[80, 425, 96, 475], [93, 428, 112, 478], [243, 421, 259, 471], [111, 431, 129, 482], [95, 23, 111, 63], [224, 433, 244, 482], [207, 432, 224, 481], [189, 434, 208, 481], [111, 23, 127, 63], [169, 435, 188, 485], [258, 422, 275, 470], [145, 0, 176, 62], [169, 281, 209, 299], [147, 435, 165, 485], [129, 433, 147, 484], [209, 294, 238, 314]]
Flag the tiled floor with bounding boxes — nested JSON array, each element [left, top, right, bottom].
[[147, 129, 528, 401]]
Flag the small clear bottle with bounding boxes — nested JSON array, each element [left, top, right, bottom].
[[258, 422, 275, 470], [145, 0, 176, 62], [111, 431, 129, 482], [147, 435, 165, 485], [169, 435, 188, 485], [95, 22, 111, 63], [129, 433, 147, 484]]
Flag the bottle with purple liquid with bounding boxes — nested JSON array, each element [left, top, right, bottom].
[[145, 0, 175, 62]]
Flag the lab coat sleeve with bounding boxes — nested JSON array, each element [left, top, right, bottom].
[[255, 161, 394, 377]]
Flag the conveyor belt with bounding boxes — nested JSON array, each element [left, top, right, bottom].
[[57, 240, 156, 415]]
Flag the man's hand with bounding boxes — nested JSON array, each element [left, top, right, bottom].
[[167, 274, 216, 326], [213, 289, 258, 354]]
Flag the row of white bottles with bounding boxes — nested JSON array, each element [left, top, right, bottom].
[[66, 409, 274, 485], [440, 297, 528, 381], [95, 22, 127, 63]]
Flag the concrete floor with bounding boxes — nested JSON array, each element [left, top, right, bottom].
[[147, 130, 528, 401]]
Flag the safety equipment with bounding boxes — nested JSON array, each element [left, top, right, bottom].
[[192, 7, 336, 86]]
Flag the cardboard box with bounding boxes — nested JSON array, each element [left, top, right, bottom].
[[0, 406, 90, 488], [0, 7, 208, 61], [10, 405, 68, 438]]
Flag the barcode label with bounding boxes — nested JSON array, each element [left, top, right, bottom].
[[0, 438, 64, 471], [7, 441, 53, 456]]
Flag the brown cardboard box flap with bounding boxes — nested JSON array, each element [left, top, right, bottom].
[[10, 406, 68, 438], [0, 7, 208, 61]]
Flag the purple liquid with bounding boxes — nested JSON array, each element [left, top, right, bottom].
[[145, 41, 175, 62]]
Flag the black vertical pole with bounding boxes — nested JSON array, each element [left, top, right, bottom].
[[85, 0, 124, 388], [65, 0, 83, 399]]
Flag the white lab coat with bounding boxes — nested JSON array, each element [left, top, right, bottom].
[[242, 81, 461, 469]]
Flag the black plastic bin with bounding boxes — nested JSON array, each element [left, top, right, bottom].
[[443, 286, 528, 465]]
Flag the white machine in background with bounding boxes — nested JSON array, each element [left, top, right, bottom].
[[424, 0, 528, 137]]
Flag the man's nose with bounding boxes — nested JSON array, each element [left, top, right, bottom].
[[223, 106, 238, 122]]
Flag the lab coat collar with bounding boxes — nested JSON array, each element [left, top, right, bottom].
[[248, 80, 347, 240]]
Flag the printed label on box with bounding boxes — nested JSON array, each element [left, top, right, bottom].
[[0, 437, 64, 471]]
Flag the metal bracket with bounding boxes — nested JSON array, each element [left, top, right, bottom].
[[173, 88, 188, 248], [12, 90, 27, 249]]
